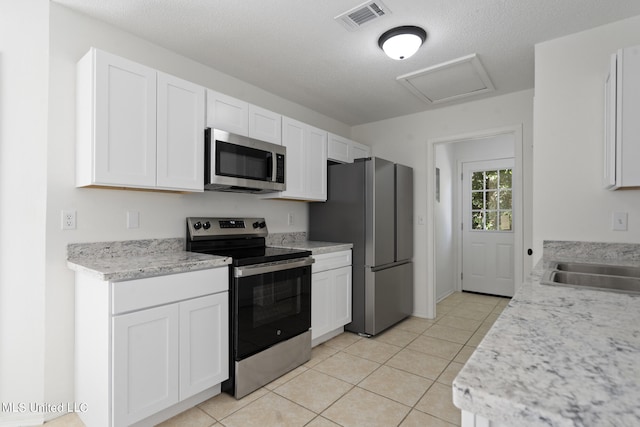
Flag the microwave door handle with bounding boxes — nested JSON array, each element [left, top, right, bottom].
[[267, 152, 275, 182]]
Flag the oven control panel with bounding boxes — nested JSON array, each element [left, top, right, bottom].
[[219, 220, 245, 229], [187, 217, 268, 240]]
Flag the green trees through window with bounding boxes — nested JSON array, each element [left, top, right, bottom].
[[471, 168, 512, 231]]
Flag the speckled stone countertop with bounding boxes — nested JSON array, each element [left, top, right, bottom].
[[67, 238, 230, 282], [452, 241, 640, 426], [267, 232, 353, 255]]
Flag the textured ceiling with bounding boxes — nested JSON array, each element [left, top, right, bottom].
[[52, 0, 640, 126]]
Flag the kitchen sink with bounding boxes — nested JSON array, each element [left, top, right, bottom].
[[542, 262, 640, 294], [550, 261, 640, 278]]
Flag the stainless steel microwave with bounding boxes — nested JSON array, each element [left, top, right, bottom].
[[205, 128, 286, 193]]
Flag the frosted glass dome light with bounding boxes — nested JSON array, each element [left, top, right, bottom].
[[378, 26, 427, 60]]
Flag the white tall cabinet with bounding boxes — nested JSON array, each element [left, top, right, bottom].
[[75, 268, 228, 427], [76, 47, 205, 192]]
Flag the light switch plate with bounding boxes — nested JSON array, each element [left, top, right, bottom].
[[613, 212, 628, 231], [127, 211, 140, 229]]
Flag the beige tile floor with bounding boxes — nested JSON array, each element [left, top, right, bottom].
[[47, 291, 509, 427]]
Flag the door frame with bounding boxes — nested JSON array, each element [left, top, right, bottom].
[[427, 125, 523, 316]]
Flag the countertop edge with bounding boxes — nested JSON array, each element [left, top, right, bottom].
[[67, 254, 231, 282], [270, 241, 353, 255]]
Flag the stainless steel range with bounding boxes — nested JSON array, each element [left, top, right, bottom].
[[186, 217, 313, 398]]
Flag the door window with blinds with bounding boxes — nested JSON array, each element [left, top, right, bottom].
[[470, 168, 512, 231]]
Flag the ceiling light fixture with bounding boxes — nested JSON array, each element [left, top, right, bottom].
[[378, 25, 427, 60]]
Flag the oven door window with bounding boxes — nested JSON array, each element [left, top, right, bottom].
[[216, 141, 272, 182], [235, 265, 311, 360]]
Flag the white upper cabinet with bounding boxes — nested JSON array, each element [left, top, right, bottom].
[[248, 104, 282, 144], [328, 133, 351, 163], [604, 45, 640, 189], [206, 90, 282, 144], [328, 133, 371, 163], [206, 90, 249, 136], [78, 48, 158, 188], [157, 73, 205, 191], [265, 117, 327, 201], [351, 140, 371, 161], [76, 48, 205, 192]]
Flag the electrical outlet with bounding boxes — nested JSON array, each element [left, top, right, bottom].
[[62, 210, 76, 230], [288, 213, 294, 226], [613, 212, 628, 231]]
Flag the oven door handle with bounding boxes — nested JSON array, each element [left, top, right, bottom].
[[234, 257, 315, 278]]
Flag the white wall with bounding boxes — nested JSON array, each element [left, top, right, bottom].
[[352, 90, 533, 318], [42, 3, 353, 415], [533, 15, 640, 262], [0, 1, 49, 425]]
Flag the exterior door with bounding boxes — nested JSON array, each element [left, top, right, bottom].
[[462, 159, 515, 297]]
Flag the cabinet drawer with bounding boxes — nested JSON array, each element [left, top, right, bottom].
[[112, 268, 228, 314], [312, 250, 352, 273]]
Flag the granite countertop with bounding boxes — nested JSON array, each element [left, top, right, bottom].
[[67, 238, 230, 281], [271, 240, 353, 255], [452, 241, 640, 426], [266, 232, 353, 255]]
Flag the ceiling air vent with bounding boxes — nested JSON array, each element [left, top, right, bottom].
[[335, 1, 391, 31]]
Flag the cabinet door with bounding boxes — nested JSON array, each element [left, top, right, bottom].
[[249, 104, 282, 144], [351, 141, 371, 161], [328, 133, 351, 163], [280, 117, 307, 198], [206, 89, 249, 135], [333, 266, 352, 328], [94, 49, 157, 187], [306, 125, 328, 201], [311, 271, 332, 341], [179, 293, 229, 399], [157, 73, 205, 191], [113, 304, 179, 426], [603, 55, 616, 189]]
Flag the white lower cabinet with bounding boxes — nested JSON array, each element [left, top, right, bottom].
[[113, 304, 180, 426], [75, 268, 228, 427], [179, 293, 229, 398], [311, 250, 352, 346]]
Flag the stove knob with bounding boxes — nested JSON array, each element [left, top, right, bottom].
[[259, 221, 266, 229], [253, 221, 260, 229], [193, 221, 202, 230], [202, 221, 211, 230]]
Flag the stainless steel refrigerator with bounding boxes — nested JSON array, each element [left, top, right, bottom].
[[309, 157, 413, 336]]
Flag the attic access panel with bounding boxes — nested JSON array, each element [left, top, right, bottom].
[[397, 54, 495, 104]]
